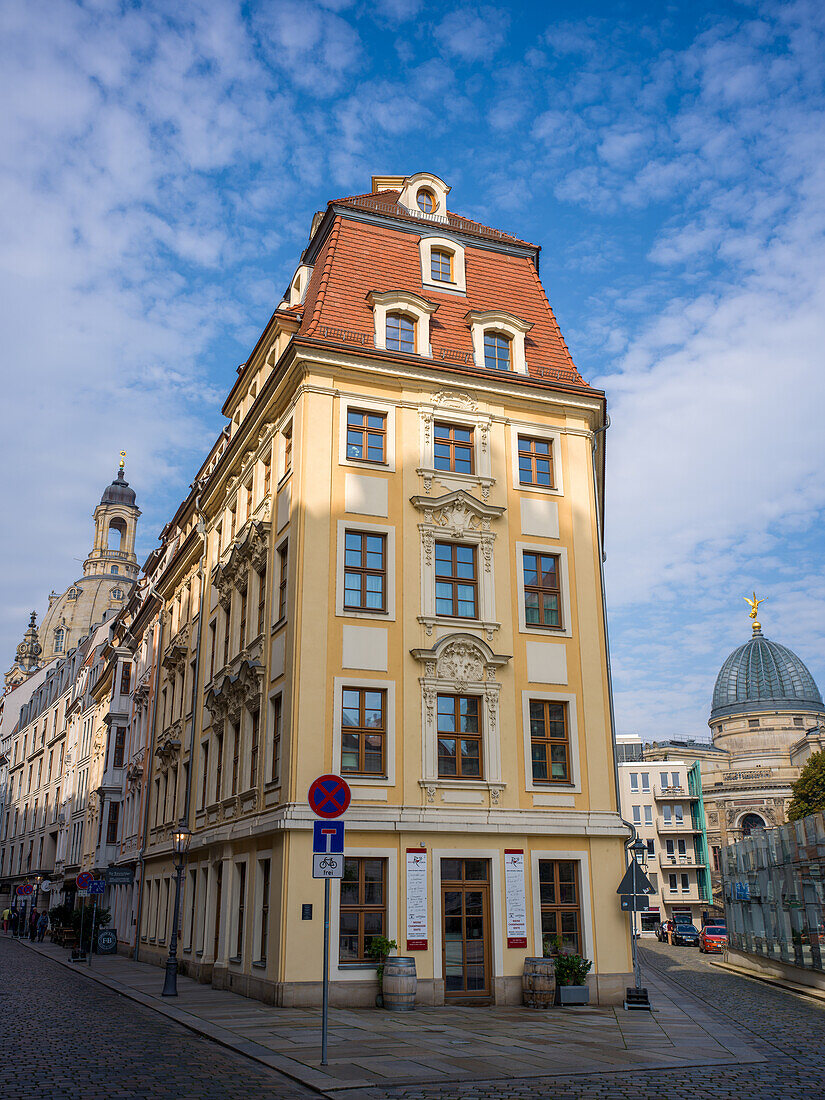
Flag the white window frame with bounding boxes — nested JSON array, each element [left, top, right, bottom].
[[331, 846, 397, 981], [332, 677, 396, 788], [509, 421, 564, 497], [418, 405, 494, 497], [368, 290, 436, 357], [465, 309, 532, 374], [515, 541, 573, 638], [338, 395, 396, 472], [335, 520, 396, 621], [416, 506, 499, 638], [629, 772, 638, 791], [644, 805, 653, 826], [530, 850, 593, 965], [632, 805, 641, 825], [419, 235, 466, 295], [521, 690, 581, 794]]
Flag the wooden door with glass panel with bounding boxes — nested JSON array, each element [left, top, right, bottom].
[[441, 858, 491, 1001]]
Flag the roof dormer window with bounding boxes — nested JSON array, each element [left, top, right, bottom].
[[419, 236, 466, 294], [484, 332, 511, 372], [417, 188, 436, 214], [431, 249, 452, 282], [386, 313, 416, 353]]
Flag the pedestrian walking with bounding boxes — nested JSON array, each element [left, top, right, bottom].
[[2, 906, 10, 933], [37, 911, 49, 942], [29, 908, 38, 941], [10, 908, 19, 937]]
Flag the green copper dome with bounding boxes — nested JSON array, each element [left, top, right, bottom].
[[711, 628, 823, 721]]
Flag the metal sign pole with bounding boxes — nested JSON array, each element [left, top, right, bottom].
[[321, 876, 330, 1066], [88, 896, 97, 967], [631, 857, 641, 991], [78, 897, 86, 959]]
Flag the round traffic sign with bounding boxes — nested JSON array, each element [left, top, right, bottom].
[[308, 774, 351, 819], [16, 883, 33, 897], [76, 871, 94, 890]]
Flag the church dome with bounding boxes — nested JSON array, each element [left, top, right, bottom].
[[101, 467, 137, 507], [711, 628, 823, 720]]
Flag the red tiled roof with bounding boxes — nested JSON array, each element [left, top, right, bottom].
[[332, 190, 539, 250], [300, 216, 586, 387]]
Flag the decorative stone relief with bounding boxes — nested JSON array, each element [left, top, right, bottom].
[[432, 390, 477, 411], [437, 640, 484, 691], [205, 658, 264, 726]]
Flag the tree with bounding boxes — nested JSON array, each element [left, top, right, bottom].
[[788, 751, 825, 821]]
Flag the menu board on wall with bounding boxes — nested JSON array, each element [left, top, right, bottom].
[[406, 848, 428, 950], [504, 849, 528, 948]]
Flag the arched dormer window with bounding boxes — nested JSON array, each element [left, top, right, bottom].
[[484, 331, 511, 371], [368, 290, 438, 357], [419, 236, 466, 294], [386, 313, 416, 353], [465, 309, 533, 374], [398, 173, 451, 219]]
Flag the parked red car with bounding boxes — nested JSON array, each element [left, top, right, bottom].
[[699, 924, 727, 953]]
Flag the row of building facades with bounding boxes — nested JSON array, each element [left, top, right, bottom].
[[0, 173, 634, 1006]]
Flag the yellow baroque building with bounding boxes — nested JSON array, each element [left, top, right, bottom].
[[138, 172, 631, 1006]]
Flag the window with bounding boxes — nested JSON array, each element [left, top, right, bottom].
[[200, 742, 209, 809], [669, 873, 677, 891], [529, 701, 569, 783], [629, 772, 639, 792], [794, 716, 804, 727], [437, 694, 481, 778], [386, 312, 416, 353], [222, 605, 231, 667], [231, 723, 239, 796], [270, 696, 282, 784], [539, 860, 581, 955], [346, 409, 386, 463], [523, 551, 561, 627], [106, 802, 119, 845], [257, 567, 266, 636], [112, 727, 126, 769], [111, 567, 119, 576], [208, 620, 216, 682], [632, 805, 641, 826], [263, 455, 271, 498], [215, 731, 224, 802], [484, 331, 511, 371], [641, 772, 650, 791], [258, 858, 271, 962], [54, 628, 65, 653], [431, 249, 452, 282], [278, 542, 288, 621], [644, 805, 653, 826], [748, 718, 760, 728], [433, 422, 473, 473], [344, 531, 386, 612], [339, 857, 386, 963], [517, 436, 554, 488], [417, 187, 436, 213], [235, 863, 246, 959], [659, 772, 669, 789], [245, 481, 253, 520], [249, 710, 260, 789], [283, 424, 293, 476], [435, 542, 477, 618], [120, 664, 131, 696], [671, 772, 680, 788], [674, 805, 684, 824], [238, 586, 247, 651], [341, 688, 385, 775], [646, 839, 655, 858], [680, 873, 690, 894]]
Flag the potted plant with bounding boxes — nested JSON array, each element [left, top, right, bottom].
[[553, 952, 592, 1005], [366, 935, 397, 1008]]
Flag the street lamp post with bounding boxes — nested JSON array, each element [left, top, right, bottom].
[[161, 821, 192, 997]]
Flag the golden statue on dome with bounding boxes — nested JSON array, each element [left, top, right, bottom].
[[119, 449, 126, 471], [744, 592, 766, 633]]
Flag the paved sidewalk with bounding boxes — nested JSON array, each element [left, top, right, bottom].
[[15, 937, 765, 1097]]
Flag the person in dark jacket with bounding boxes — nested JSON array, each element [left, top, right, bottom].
[[29, 908, 38, 941], [37, 911, 49, 942], [10, 909, 19, 937]]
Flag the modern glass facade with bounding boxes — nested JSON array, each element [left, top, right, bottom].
[[723, 812, 825, 973]]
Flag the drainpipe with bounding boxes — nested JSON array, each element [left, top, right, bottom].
[[133, 587, 164, 960], [590, 417, 636, 843]]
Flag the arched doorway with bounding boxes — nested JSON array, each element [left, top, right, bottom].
[[740, 813, 766, 837]]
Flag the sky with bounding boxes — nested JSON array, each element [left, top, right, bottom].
[[1, 0, 823, 741]]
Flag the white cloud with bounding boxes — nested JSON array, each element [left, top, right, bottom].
[[434, 6, 509, 62]]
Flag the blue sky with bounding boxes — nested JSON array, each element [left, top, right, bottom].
[[1, 0, 823, 740]]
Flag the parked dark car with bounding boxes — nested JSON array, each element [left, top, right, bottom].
[[656, 920, 675, 942], [699, 924, 728, 953], [670, 922, 700, 946]]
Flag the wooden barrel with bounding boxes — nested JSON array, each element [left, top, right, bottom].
[[522, 956, 555, 1009], [382, 957, 417, 1011]]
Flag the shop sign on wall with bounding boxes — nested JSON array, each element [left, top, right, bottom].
[[504, 849, 527, 948], [405, 849, 428, 950]]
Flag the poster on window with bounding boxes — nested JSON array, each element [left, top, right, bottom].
[[406, 848, 428, 950], [504, 849, 527, 948]]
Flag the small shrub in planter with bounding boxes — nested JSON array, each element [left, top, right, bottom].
[[553, 953, 592, 1005]]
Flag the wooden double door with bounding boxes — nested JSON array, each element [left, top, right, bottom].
[[441, 858, 491, 1002]]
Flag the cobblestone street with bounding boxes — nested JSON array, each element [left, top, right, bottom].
[[0, 936, 316, 1100], [366, 942, 825, 1100], [5, 933, 825, 1099]]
